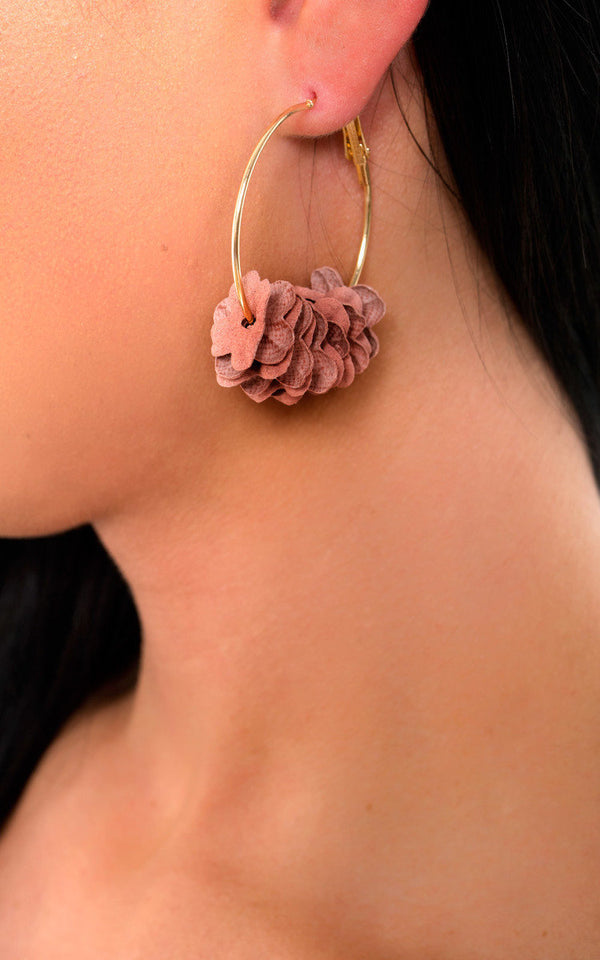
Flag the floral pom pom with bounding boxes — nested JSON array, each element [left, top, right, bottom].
[[210, 267, 385, 405]]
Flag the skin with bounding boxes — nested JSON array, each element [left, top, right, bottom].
[[0, 0, 600, 957]]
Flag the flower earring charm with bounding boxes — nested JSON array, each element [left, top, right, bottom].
[[210, 97, 386, 405]]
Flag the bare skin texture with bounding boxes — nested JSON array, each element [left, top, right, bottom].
[[0, 0, 600, 957]]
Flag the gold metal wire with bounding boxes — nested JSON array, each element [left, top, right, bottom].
[[231, 98, 372, 326]]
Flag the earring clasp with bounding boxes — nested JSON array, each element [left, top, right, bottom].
[[343, 117, 370, 188]]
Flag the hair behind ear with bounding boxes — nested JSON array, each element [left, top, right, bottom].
[[412, 0, 600, 486]]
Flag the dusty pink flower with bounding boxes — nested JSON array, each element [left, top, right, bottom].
[[210, 267, 385, 405]]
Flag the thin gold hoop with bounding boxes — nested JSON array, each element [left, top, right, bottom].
[[231, 98, 372, 327]]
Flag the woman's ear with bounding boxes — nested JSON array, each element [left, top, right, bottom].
[[267, 0, 429, 135]]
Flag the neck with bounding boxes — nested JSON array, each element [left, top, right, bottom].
[[91, 65, 600, 955]]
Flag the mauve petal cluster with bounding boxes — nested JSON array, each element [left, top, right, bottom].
[[210, 266, 385, 405]]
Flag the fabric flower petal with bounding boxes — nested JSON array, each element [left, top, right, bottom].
[[241, 375, 279, 402], [310, 266, 345, 294], [277, 337, 313, 389], [312, 296, 350, 335], [215, 354, 250, 386], [266, 279, 296, 320], [352, 284, 386, 326], [364, 327, 380, 358], [212, 265, 385, 404], [309, 347, 341, 393], [350, 335, 371, 375], [255, 316, 294, 364], [295, 300, 317, 340], [321, 342, 345, 387], [271, 388, 303, 406], [258, 347, 294, 380], [339, 354, 356, 388], [283, 297, 303, 331], [210, 270, 271, 371]]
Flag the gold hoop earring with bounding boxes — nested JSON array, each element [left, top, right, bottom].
[[210, 97, 385, 405]]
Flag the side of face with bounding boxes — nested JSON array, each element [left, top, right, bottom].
[[0, 0, 427, 538], [0, 0, 261, 535]]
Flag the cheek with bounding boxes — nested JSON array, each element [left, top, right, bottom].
[[0, 1, 241, 535]]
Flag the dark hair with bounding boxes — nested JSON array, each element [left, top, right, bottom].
[[1, 0, 599, 830], [412, 0, 600, 481]]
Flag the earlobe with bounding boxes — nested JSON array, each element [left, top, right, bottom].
[[269, 0, 429, 136]]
